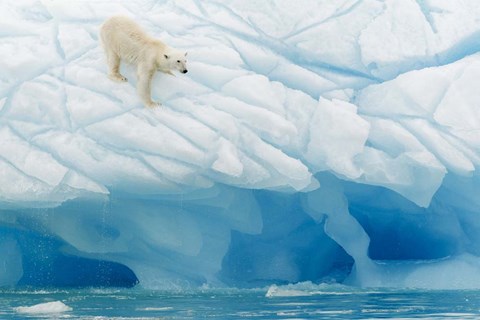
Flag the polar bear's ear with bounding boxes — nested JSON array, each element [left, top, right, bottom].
[[164, 54, 170, 59], [184, 52, 188, 57]]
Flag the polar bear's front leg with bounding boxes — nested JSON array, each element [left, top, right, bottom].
[[137, 65, 159, 108], [107, 51, 127, 82]]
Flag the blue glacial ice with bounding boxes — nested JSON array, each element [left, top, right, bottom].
[[1, 0, 480, 289]]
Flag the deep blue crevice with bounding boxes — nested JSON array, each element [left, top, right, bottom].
[[343, 182, 465, 261], [220, 190, 353, 287], [13, 230, 139, 288]]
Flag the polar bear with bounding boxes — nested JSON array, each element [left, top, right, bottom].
[[100, 16, 188, 108]]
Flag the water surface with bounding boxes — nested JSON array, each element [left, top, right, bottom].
[[0, 285, 478, 319]]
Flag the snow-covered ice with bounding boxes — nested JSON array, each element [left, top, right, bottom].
[[1, 0, 480, 289]]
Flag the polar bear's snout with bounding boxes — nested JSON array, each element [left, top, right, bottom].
[[174, 56, 188, 74]]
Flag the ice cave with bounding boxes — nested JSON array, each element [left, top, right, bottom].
[[1, 0, 480, 290]]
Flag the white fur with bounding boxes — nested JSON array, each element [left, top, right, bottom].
[[100, 16, 188, 108]]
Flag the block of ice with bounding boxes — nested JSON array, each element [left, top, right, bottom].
[[305, 98, 370, 179]]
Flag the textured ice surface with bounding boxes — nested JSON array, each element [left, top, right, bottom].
[[1, 0, 480, 289]]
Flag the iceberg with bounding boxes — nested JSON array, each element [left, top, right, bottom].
[[1, 0, 480, 289]]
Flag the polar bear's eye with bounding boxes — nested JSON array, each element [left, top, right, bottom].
[[177, 60, 181, 63]]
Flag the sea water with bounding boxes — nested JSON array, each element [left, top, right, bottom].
[[0, 285, 479, 319]]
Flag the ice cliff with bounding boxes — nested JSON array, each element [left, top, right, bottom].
[[1, 0, 480, 289]]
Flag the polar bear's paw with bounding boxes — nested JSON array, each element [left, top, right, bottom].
[[145, 101, 161, 108], [108, 73, 128, 82]]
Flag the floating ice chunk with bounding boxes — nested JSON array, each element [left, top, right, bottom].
[[305, 98, 369, 179], [266, 284, 311, 298], [15, 301, 72, 314], [265, 281, 350, 298], [139, 307, 173, 311]]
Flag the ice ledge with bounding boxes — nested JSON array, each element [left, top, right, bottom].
[[0, 0, 479, 209]]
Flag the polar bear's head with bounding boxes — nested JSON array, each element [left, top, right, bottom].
[[163, 50, 188, 74]]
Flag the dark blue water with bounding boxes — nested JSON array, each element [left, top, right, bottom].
[[0, 285, 479, 319]]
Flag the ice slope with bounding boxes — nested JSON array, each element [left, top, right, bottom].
[[1, 0, 480, 289]]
